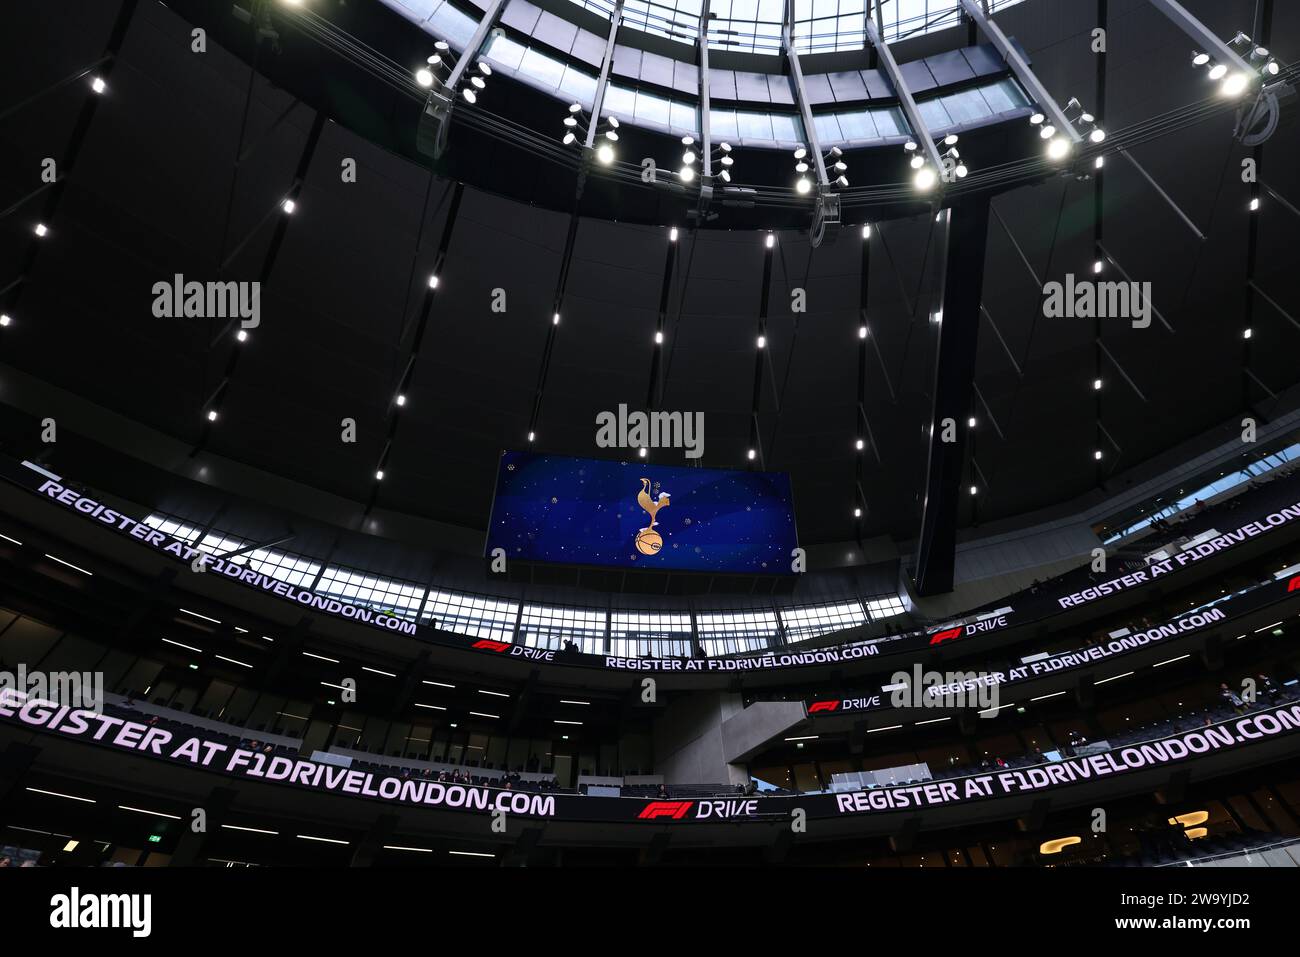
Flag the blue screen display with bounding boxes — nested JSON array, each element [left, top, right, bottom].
[[486, 451, 799, 574]]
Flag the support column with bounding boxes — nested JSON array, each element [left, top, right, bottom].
[[914, 200, 992, 596], [349, 813, 398, 867], [169, 786, 237, 866]]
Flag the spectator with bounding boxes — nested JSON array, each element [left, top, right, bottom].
[[1220, 682, 1244, 712], [1258, 673, 1279, 701]]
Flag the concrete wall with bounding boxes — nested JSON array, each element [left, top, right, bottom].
[[652, 693, 806, 784], [904, 518, 1101, 619], [652, 692, 747, 785]]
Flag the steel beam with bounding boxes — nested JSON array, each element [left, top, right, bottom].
[[781, 0, 828, 186], [1119, 148, 1205, 240], [1249, 280, 1300, 333], [586, 0, 627, 150], [444, 0, 509, 94], [1143, 0, 1255, 80], [698, 7, 713, 180], [1262, 182, 1300, 220], [864, 17, 946, 181], [418, 0, 508, 158], [958, 0, 1082, 146]]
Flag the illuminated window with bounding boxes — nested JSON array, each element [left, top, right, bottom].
[[781, 601, 867, 642], [519, 604, 607, 653]]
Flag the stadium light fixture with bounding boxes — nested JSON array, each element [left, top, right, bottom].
[[756, 335, 766, 349], [396, 394, 407, 407], [236, 329, 248, 343], [34, 223, 48, 237], [596, 143, 615, 164], [416, 68, 434, 88], [858, 325, 867, 339], [375, 469, 385, 481], [765, 233, 775, 248], [281, 198, 296, 214], [855, 438, 864, 450], [654, 331, 663, 344], [206, 409, 218, 422], [0, 314, 11, 327], [853, 507, 862, 518], [669, 227, 678, 242], [428, 274, 439, 289], [747, 448, 755, 460], [91, 76, 106, 94], [1093, 378, 1103, 391], [1221, 71, 1249, 96]]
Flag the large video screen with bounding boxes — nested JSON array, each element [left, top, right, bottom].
[[486, 451, 798, 573]]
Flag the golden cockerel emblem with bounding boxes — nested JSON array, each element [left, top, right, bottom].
[[634, 477, 670, 555]]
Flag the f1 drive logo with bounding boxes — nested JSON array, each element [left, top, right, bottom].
[[637, 800, 694, 820], [929, 627, 962, 646], [472, 639, 511, 653], [808, 700, 840, 713]]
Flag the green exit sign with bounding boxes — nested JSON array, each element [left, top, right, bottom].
[[148, 835, 162, 843]]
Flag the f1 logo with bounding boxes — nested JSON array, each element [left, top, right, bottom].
[[472, 639, 511, 652], [637, 801, 694, 820], [929, 626, 962, 646], [1288, 575, 1300, 593], [808, 700, 840, 713]]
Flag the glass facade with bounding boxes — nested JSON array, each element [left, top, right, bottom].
[[142, 510, 905, 658]]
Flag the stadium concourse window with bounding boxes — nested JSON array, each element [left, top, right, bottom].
[[519, 604, 607, 653], [316, 566, 424, 619], [609, 610, 693, 658], [1102, 441, 1300, 545], [378, 0, 480, 48], [140, 515, 904, 656], [421, 590, 518, 640], [564, 0, 1031, 52], [780, 600, 867, 642], [695, 609, 778, 655], [865, 595, 907, 620]]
